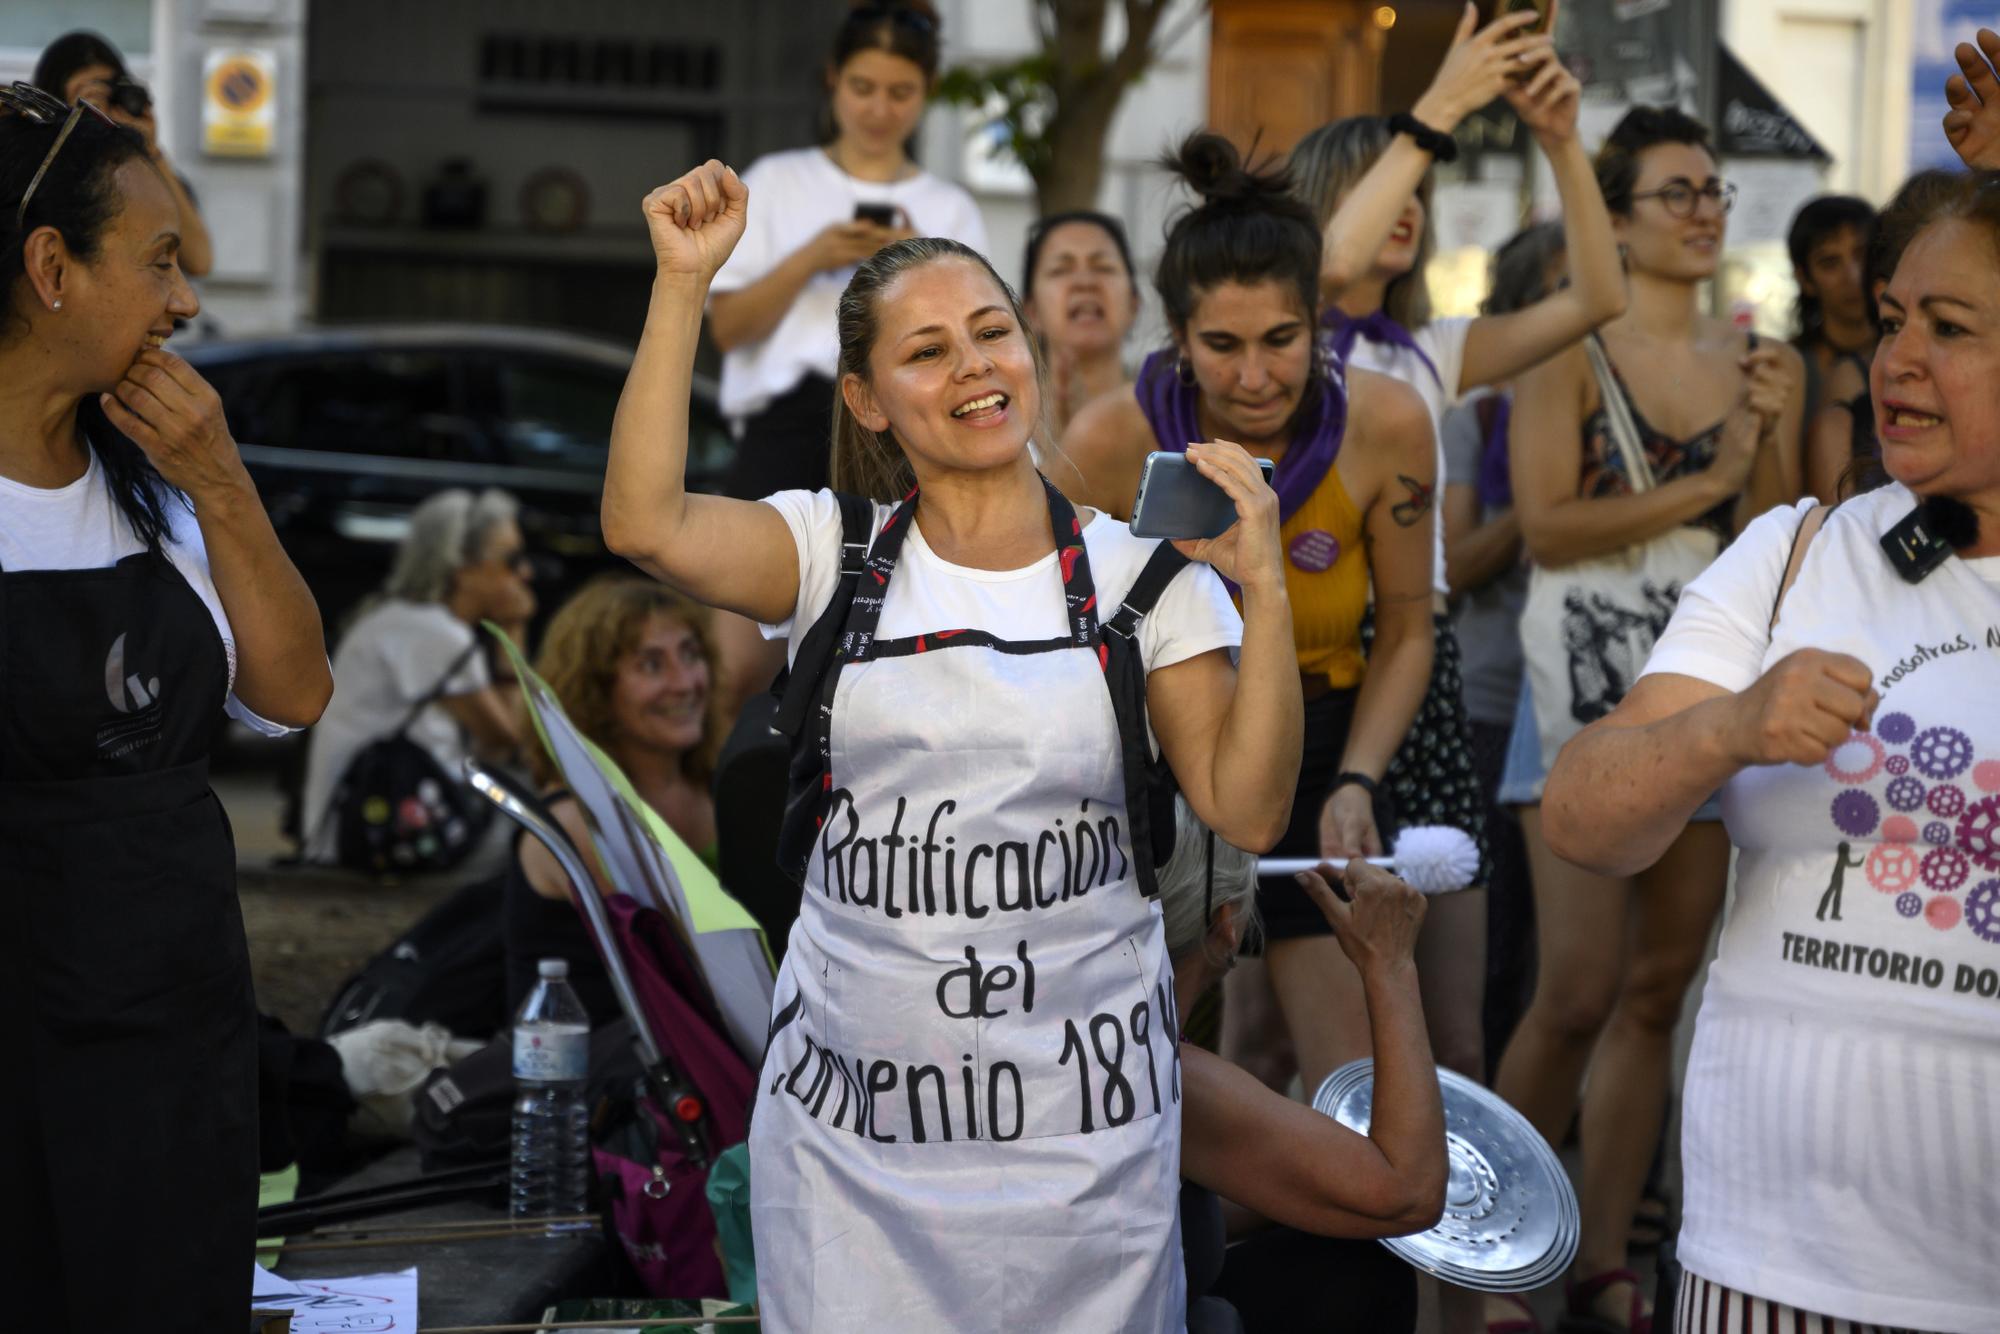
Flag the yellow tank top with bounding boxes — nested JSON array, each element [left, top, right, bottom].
[[1271, 464, 1369, 689]]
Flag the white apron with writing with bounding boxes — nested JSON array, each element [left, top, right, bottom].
[[749, 496, 1186, 1333], [1676, 486, 2000, 1331]]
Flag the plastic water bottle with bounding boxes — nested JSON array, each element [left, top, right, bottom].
[[510, 958, 591, 1220]]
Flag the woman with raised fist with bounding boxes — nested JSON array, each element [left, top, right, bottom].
[[602, 157, 1301, 1331]]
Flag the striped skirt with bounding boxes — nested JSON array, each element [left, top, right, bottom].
[[1676, 1269, 1946, 1334]]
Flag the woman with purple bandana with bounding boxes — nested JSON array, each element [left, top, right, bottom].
[[1062, 133, 1438, 1102]]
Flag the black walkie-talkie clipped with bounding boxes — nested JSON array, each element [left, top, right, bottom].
[[1881, 496, 1979, 584]]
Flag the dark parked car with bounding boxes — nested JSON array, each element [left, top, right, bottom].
[[186, 324, 733, 639]]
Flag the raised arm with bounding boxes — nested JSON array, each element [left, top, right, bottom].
[[1147, 442, 1303, 854], [1321, 373, 1435, 858], [1509, 342, 1756, 567], [1458, 50, 1627, 389], [1544, 650, 1876, 875], [1182, 862, 1444, 1236], [98, 350, 330, 728], [601, 161, 802, 624], [1319, 4, 1548, 299]]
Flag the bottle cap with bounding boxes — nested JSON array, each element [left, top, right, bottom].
[[537, 958, 570, 979]]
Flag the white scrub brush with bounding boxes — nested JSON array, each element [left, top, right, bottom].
[[1258, 824, 1481, 895]]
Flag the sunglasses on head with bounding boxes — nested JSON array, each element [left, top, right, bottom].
[[848, 4, 938, 36], [1, 82, 119, 231]]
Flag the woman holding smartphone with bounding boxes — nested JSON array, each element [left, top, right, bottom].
[[1062, 134, 1437, 1104], [704, 1, 986, 717], [608, 155, 1299, 1331]]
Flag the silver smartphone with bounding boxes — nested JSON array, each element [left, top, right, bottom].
[[1128, 451, 1276, 540]]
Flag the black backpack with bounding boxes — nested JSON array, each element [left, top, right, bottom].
[[319, 640, 492, 875], [768, 492, 1191, 897], [319, 871, 509, 1040]]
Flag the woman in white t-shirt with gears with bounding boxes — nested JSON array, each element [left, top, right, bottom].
[[605, 158, 1301, 1332], [1543, 169, 2000, 1334], [705, 1, 986, 716]]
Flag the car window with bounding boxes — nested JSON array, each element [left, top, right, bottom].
[[489, 357, 623, 469], [258, 351, 472, 460], [486, 355, 733, 487]]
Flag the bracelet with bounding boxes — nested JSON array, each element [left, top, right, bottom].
[[1387, 112, 1459, 164], [1330, 772, 1379, 798]]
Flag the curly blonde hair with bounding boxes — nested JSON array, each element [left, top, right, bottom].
[[528, 576, 719, 789]]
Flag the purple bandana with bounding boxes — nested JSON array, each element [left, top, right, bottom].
[[1132, 348, 1348, 525], [1320, 307, 1441, 388]]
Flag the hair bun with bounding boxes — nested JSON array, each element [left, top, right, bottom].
[[1163, 131, 1292, 211]]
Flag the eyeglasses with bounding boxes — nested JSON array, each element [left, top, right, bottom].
[[1, 82, 117, 231], [1629, 178, 1739, 220]]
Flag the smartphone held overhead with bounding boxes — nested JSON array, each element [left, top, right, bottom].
[[1128, 451, 1277, 541]]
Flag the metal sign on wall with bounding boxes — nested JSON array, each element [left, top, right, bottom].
[[202, 48, 277, 157]]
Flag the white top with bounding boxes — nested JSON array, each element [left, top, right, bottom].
[[759, 487, 1241, 677], [710, 147, 990, 423], [0, 452, 290, 736], [746, 488, 1237, 1332], [1339, 314, 1473, 597], [300, 599, 491, 861], [1641, 485, 2000, 1332]]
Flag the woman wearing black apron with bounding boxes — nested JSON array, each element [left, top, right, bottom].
[[0, 88, 331, 1330]]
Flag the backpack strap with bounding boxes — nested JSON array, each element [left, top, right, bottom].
[[772, 492, 876, 738], [1769, 502, 1835, 633], [392, 637, 484, 738], [1100, 541, 1193, 898], [774, 491, 919, 885]]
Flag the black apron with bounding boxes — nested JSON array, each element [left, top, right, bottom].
[[0, 546, 257, 1332]]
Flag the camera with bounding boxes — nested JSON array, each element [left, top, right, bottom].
[[108, 78, 152, 119]]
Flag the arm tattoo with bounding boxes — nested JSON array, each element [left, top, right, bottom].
[[1390, 474, 1434, 528]]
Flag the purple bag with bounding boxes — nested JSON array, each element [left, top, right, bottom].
[[585, 893, 755, 1298]]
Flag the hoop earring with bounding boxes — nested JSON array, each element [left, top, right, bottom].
[[1175, 355, 1196, 387]]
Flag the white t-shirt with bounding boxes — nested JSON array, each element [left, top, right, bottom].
[[1640, 485, 2000, 1331], [300, 599, 492, 861], [710, 147, 990, 423], [758, 488, 1242, 685], [1339, 315, 1472, 597], [0, 452, 290, 736]]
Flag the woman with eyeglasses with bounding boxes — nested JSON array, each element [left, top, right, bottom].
[[0, 85, 329, 1329], [299, 488, 533, 872], [35, 30, 213, 278], [702, 0, 987, 721], [1492, 106, 1802, 1332]]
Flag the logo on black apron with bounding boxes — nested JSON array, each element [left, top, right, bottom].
[[98, 631, 164, 757]]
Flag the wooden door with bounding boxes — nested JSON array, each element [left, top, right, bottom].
[[1208, 0, 1387, 158]]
